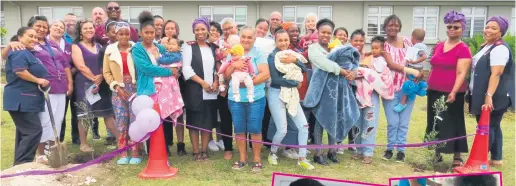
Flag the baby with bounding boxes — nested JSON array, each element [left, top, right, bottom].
[[154, 37, 184, 121], [368, 36, 388, 73], [217, 35, 240, 92], [274, 50, 308, 116], [394, 29, 428, 113], [218, 44, 254, 102]]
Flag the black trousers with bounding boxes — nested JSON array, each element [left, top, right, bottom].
[[9, 111, 42, 166], [217, 95, 233, 151], [163, 115, 175, 146], [60, 94, 99, 142]]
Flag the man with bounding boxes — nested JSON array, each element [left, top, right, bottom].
[[154, 15, 164, 42], [92, 7, 107, 27], [63, 13, 77, 43], [95, 2, 139, 45], [267, 11, 282, 39]]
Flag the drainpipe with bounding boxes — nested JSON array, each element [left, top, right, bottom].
[[256, 2, 260, 20], [9, 1, 23, 28]]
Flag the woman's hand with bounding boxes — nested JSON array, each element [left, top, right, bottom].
[[67, 83, 73, 96], [482, 95, 493, 111], [414, 70, 424, 83], [345, 70, 356, 81], [116, 86, 130, 101], [280, 54, 297, 64], [211, 82, 219, 93], [9, 42, 25, 51], [92, 75, 103, 85], [201, 81, 212, 92], [297, 82, 303, 89], [446, 91, 456, 103], [171, 67, 180, 78], [37, 78, 50, 87], [231, 59, 248, 70]]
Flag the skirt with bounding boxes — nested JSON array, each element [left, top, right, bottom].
[[426, 90, 468, 154], [186, 100, 217, 131]]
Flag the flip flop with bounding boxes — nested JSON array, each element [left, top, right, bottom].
[[129, 157, 142, 165], [117, 157, 130, 165]]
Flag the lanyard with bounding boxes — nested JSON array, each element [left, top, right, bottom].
[[39, 40, 63, 79]]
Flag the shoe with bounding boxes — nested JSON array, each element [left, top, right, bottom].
[[348, 147, 357, 152], [72, 138, 80, 145], [382, 150, 393, 160], [208, 140, 219, 152], [117, 157, 130, 165], [395, 152, 406, 163], [313, 155, 329, 166], [216, 140, 225, 151], [268, 152, 278, 166], [298, 159, 315, 170], [282, 149, 298, 160], [393, 103, 406, 113], [104, 137, 116, 146], [177, 142, 187, 156], [129, 157, 142, 165], [336, 148, 344, 154], [327, 151, 339, 163], [92, 131, 101, 140]]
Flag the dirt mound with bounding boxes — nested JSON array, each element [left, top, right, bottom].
[[1, 162, 111, 186]]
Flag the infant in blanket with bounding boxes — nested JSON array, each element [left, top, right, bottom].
[[217, 34, 240, 92], [218, 44, 255, 102]]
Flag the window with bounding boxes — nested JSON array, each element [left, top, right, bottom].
[[367, 6, 393, 36], [413, 7, 439, 39], [199, 6, 247, 28], [461, 7, 487, 38], [283, 6, 333, 30], [511, 8, 515, 35], [38, 7, 84, 22], [121, 6, 163, 28]]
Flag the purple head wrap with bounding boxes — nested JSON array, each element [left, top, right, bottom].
[[487, 16, 509, 36], [192, 17, 210, 33], [443, 10, 466, 30]]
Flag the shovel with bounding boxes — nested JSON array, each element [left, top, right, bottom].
[[39, 85, 69, 168]]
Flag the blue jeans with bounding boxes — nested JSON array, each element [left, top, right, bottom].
[[383, 91, 415, 152], [267, 88, 309, 157], [228, 97, 266, 134], [355, 92, 380, 157]]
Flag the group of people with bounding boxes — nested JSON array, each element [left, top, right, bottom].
[[3, 1, 514, 173]]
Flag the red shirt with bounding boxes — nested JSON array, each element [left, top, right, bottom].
[[120, 52, 130, 75], [428, 42, 472, 93]]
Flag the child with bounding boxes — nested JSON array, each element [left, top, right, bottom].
[[393, 29, 428, 112], [274, 49, 308, 116], [217, 35, 240, 92], [218, 44, 254, 102], [154, 36, 184, 122]]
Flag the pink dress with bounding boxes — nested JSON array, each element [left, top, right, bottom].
[[384, 37, 413, 92]]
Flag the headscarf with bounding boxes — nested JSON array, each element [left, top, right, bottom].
[[192, 17, 210, 33], [487, 16, 509, 36], [281, 22, 296, 31], [443, 10, 466, 30], [115, 21, 130, 33]]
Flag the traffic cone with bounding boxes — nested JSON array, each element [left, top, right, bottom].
[[454, 108, 490, 173], [138, 103, 178, 179]]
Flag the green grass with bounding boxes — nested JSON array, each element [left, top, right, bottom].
[[1, 93, 514, 186]]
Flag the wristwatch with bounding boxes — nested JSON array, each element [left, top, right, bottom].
[[485, 93, 493, 97]]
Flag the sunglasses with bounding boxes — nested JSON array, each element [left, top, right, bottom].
[[446, 25, 461, 30], [116, 22, 130, 28], [107, 7, 120, 11]]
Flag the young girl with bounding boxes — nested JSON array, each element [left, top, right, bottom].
[[102, 22, 140, 165]]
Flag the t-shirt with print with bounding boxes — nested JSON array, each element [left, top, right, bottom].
[[405, 42, 427, 69], [227, 46, 267, 102]]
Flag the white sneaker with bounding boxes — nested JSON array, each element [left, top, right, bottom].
[[337, 148, 345, 154], [208, 140, 219, 152], [216, 140, 225, 151], [282, 149, 298, 159], [268, 153, 279, 165]]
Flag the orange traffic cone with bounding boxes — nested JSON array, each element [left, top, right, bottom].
[[138, 104, 178, 179], [454, 108, 490, 173]]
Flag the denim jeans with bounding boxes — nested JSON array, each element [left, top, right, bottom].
[[476, 108, 506, 160], [267, 88, 309, 157], [354, 92, 380, 157], [228, 97, 266, 134], [383, 91, 415, 152]]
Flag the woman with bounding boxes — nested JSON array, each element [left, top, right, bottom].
[[381, 15, 415, 162], [303, 13, 318, 34], [267, 29, 315, 170], [181, 17, 219, 161], [468, 16, 515, 167], [333, 27, 349, 44], [224, 26, 270, 171], [103, 22, 141, 165], [426, 10, 472, 167], [3, 27, 50, 166], [47, 20, 69, 52], [221, 18, 239, 43], [72, 20, 118, 152], [154, 15, 164, 42], [255, 18, 270, 38], [304, 18, 359, 165], [209, 21, 234, 159], [161, 20, 180, 42]]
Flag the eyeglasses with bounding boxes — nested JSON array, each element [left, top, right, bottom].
[[107, 7, 120, 11], [446, 25, 461, 30]]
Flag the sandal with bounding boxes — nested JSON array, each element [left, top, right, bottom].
[[200, 152, 209, 161], [251, 162, 263, 172], [361, 156, 373, 164], [193, 153, 202, 162], [232, 161, 247, 170], [352, 154, 363, 160], [452, 158, 464, 167]]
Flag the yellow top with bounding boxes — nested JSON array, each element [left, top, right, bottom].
[[230, 44, 245, 57], [328, 39, 343, 50]]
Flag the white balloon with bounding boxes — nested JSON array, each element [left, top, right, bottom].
[[136, 108, 162, 132], [128, 122, 149, 142], [131, 95, 154, 115]]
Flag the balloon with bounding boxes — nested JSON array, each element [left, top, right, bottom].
[[135, 108, 162, 132], [128, 123, 149, 142], [131, 95, 154, 115]]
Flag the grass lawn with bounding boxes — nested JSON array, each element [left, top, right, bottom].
[[1, 90, 514, 186]]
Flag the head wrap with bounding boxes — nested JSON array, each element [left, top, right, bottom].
[[192, 17, 210, 33], [487, 16, 509, 36], [114, 21, 130, 33], [281, 22, 296, 31], [443, 10, 466, 30]]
